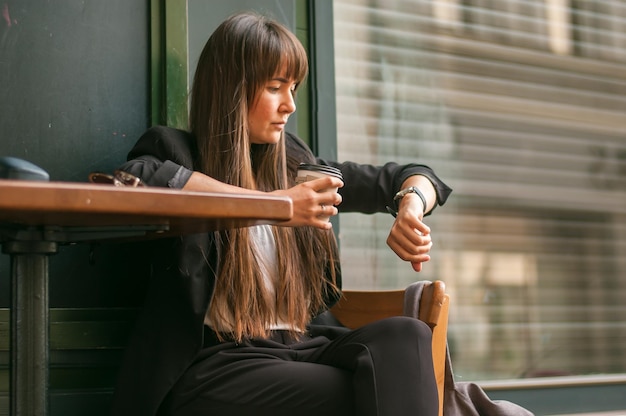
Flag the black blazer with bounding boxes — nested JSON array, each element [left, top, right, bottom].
[[110, 126, 451, 415]]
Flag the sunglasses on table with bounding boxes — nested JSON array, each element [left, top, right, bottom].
[[88, 170, 145, 187]]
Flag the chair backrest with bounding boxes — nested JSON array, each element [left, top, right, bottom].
[[330, 280, 449, 416]]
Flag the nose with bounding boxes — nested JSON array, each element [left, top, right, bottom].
[[280, 91, 296, 115]]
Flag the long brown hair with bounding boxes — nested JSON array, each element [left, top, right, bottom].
[[189, 12, 339, 342]]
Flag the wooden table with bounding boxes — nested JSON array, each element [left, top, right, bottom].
[[0, 179, 293, 416]]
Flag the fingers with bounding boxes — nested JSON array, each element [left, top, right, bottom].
[[318, 202, 338, 219], [301, 178, 342, 217], [318, 192, 342, 209], [314, 190, 340, 229], [303, 203, 336, 230], [386, 216, 433, 270], [387, 232, 432, 263], [308, 176, 344, 193]]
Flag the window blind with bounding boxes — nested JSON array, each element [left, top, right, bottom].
[[333, 0, 626, 381]]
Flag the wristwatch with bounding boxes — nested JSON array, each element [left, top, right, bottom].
[[393, 186, 427, 213]]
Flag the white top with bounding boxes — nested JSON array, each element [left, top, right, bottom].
[[204, 224, 301, 333]]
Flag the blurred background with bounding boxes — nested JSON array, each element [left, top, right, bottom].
[[333, 0, 626, 391]]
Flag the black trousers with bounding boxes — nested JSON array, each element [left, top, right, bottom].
[[160, 316, 438, 416]]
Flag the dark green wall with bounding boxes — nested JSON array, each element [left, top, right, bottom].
[[0, 1, 153, 413], [0, 1, 152, 309], [0, 0, 150, 182]]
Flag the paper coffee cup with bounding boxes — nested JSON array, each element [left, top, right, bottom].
[[296, 164, 343, 192]]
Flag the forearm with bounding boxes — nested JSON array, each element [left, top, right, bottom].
[[183, 171, 261, 196], [121, 157, 261, 196]]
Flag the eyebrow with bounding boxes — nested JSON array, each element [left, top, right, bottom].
[[271, 77, 290, 83]]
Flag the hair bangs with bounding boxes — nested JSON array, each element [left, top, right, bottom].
[[252, 19, 308, 90], [276, 27, 308, 86]]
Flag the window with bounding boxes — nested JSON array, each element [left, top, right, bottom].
[[333, 0, 626, 382]]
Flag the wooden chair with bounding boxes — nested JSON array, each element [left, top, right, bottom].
[[330, 280, 449, 416]]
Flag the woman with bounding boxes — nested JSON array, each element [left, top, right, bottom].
[[112, 11, 452, 416]]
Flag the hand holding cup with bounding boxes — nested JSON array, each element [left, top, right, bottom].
[[296, 163, 343, 221]]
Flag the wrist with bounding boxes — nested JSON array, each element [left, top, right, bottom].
[[400, 192, 426, 214]]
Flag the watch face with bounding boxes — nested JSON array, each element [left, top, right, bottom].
[[394, 187, 427, 213], [395, 187, 416, 199]]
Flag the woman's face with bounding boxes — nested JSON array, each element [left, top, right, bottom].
[[248, 72, 297, 145]]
